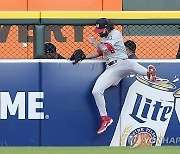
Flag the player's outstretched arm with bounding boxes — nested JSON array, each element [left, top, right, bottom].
[[87, 36, 104, 59], [86, 51, 100, 59], [89, 36, 107, 52]]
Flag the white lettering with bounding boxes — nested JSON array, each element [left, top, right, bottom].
[[176, 137, 180, 143], [28, 92, 44, 119], [164, 137, 180, 144], [163, 137, 169, 144], [169, 137, 175, 144], [0, 92, 25, 119], [0, 92, 44, 120]]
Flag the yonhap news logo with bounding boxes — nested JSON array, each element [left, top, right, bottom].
[[0, 92, 45, 120]]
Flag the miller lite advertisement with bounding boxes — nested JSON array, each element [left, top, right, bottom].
[[0, 60, 180, 146], [111, 75, 179, 147], [110, 61, 180, 147]]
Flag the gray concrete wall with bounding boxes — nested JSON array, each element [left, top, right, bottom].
[[123, 0, 180, 11]]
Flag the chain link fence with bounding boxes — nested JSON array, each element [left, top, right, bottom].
[[0, 24, 179, 59], [0, 25, 34, 59]]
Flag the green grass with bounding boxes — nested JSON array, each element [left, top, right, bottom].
[[0, 146, 180, 154]]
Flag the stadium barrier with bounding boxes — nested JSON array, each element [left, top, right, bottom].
[[0, 59, 180, 146]]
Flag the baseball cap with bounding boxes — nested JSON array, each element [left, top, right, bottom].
[[45, 43, 56, 54], [94, 18, 109, 33], [124, 40, 136, 53]]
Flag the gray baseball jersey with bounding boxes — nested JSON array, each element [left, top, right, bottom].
[[92, 29, 148, 117], [100, 29, 128, 62]]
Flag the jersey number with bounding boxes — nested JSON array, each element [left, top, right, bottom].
[[104, 43, 115, 53]]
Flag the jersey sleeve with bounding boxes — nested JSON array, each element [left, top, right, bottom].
[[105, 30, 121, 46]]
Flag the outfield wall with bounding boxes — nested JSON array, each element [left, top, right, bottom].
[[0, 59, 180, 146]]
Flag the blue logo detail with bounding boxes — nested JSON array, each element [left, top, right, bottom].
[[129, 93, 172, 123]]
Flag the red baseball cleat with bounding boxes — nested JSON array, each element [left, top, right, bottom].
[[97, 116, 113, 134], [147, 65, 157, 82]]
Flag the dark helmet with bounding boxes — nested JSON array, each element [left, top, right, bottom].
[[94, 18, 114, 33], [124, 40, 136, 53]]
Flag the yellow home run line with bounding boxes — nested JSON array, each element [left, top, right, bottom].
[[41, 11, 180, 19], [0, 11, 40, 19], [0, 11, 180, 19]]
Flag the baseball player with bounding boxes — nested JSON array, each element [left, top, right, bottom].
[[124, 40, 138, 59], [77, 18, 156, 134]]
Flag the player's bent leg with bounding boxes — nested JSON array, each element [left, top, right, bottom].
[[147, 65, 156, 82], [128, 59, 148, 76], [130, 60, 157, 82], [97, 116, 113, 134], [92, 88, 114, 134], [92, 68, 122, 134], [92, 88, 107, 116]]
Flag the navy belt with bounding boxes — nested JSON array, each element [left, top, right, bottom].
[[107, 60, 117, 66], [107, 58, 127, 66]]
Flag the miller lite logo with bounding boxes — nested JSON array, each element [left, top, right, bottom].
[[129, 93, 173, 123]]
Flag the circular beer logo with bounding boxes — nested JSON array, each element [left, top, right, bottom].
[[126, 127, 157, 147]]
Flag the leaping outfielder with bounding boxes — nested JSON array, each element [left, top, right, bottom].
[[75, 18, 157, 134]]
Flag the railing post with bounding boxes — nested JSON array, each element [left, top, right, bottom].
[[34, 25, 45, 59]]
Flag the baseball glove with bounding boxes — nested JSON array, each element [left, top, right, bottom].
[[70, 49, 86, 64]]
